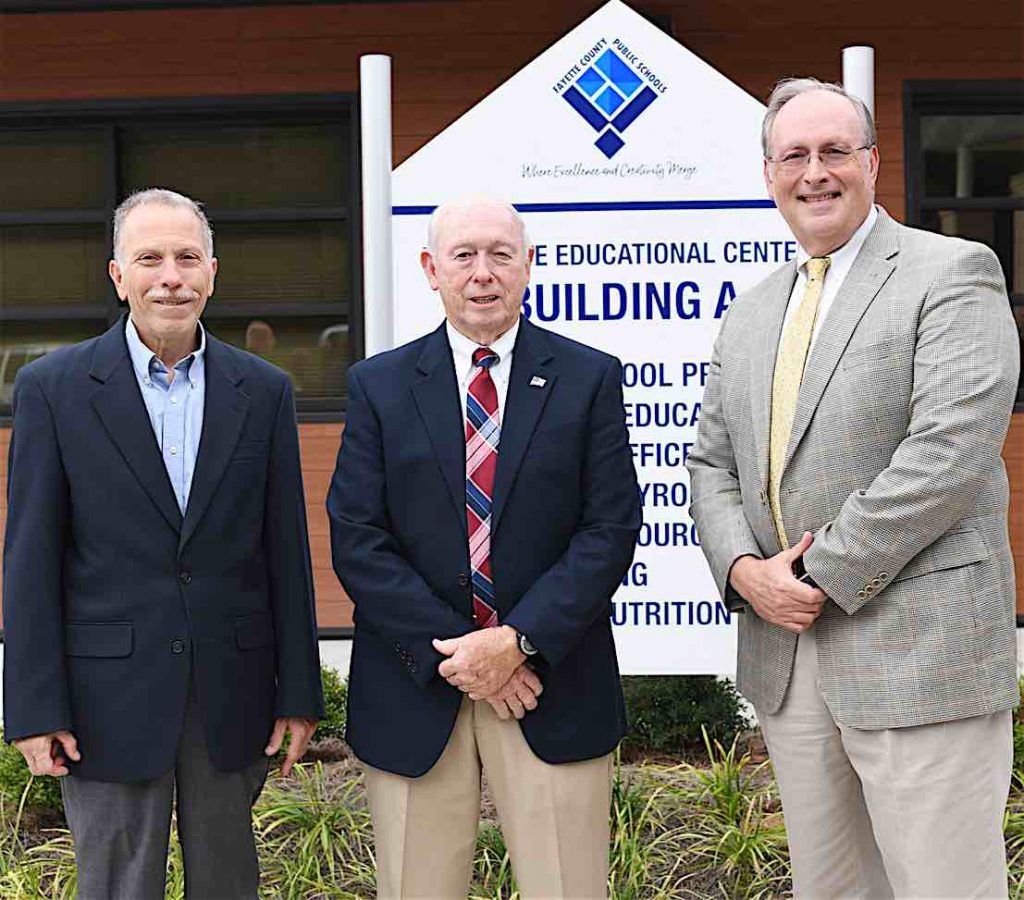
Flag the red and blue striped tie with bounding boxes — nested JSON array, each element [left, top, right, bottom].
[[466, 347, 500, 628]]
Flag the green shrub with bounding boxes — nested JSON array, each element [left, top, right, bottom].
[[669, 730, 790, 899], [318, 666, 348, 742], [0, 734, 63, 813], [621, 676, 748, 759]]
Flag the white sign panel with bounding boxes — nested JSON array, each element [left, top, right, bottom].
[[391, 0, 793, 674]]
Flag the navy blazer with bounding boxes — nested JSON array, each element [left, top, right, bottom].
[[328, 318, 641, 777], [3, 315, 324, 782]]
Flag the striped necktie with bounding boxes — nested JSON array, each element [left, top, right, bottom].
[[466, 347, 501, 628], [769, 255, 831, 548]]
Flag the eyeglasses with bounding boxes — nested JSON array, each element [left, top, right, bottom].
[[767, 145, 873, 173]]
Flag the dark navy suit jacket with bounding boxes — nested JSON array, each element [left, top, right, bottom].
[[328, 317, 641, 777], [3, 315, 324, 782]]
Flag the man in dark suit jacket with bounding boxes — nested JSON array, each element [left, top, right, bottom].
[[328, 197, 641, 898], [3, 188, 324, 899]]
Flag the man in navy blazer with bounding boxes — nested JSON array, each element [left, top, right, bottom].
[[3, 189, 324, 899], [328, 197, 641, 898]]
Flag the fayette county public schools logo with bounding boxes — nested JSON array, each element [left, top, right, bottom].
[[554, 38, 665, 159]]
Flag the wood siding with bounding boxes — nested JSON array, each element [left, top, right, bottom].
[[1, 418, 1023, 624], [1, 0, 1021, 213], [0, 0, 1021, 624]]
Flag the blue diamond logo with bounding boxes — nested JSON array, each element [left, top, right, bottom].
[[594, 49, 643, 97], [561, 45, 661, 159], [593, 85, 625, 115], [576, 67, 606, 98], [594, 129, 625, 159]]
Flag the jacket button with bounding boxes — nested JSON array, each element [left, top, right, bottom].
[[457, 573, 469, 587], [171, 640, 185, 654], [879, 572, 889, 581], [856, 590, 867, 600], [179, 570, 192, 585]]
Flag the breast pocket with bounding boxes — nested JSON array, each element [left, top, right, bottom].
[[230, 440, 269, 464], [840, 337, 908, 373]]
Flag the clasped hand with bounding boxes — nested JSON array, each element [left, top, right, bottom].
[[433, 626, 543, 721], [729, 531, 826, 633]]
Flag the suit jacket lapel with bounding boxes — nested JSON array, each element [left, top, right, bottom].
[[410, 325, 467, 533], [750, 265, 797, 494], [784, 212, 900, 471], [180, 337, 249, 549], [90, 318, 183, 534], [491, 320, 556, 535]]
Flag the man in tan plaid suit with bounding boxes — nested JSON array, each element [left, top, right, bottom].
[[687, 77, 1020, 897]]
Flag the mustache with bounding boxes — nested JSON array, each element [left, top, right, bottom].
[[145, 288, 201, 302]]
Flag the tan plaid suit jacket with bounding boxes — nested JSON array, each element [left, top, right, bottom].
[[687, 208, 1021, 728]]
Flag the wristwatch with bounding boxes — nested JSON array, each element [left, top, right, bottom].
[[515, 629, 538, 657]]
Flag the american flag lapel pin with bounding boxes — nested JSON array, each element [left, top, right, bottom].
[[530, 375, 547, 388]]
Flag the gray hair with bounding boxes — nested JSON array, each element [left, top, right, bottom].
[[425, 196, 531, 256], [761, 77, 877, 158], [112, 188, 214, 263]]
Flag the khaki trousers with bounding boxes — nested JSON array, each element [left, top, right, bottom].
[[363, 697, 612, 899], [758, 625, 1012, 899]]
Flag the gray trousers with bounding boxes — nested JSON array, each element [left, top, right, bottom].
[[61, 685, 269, 900]]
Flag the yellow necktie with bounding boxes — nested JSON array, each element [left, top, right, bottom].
[[769, 255, 831, 548]]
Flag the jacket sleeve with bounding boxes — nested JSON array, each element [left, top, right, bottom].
[[803, 243, 1020, 613], [686, 306, 764, 607], [263, 378, 325, 719], [2, 369, 74, 741], [327, 366, 473, 687], [502, 357, 642, 667]]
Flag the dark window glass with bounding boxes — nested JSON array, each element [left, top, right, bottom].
[[0, 98, 357, 419], [907, 83, 1024, 407], [204, 315, 349, 402], [0, 319, 107, 409], [0, 128, 106, 210], [921, 115, 1024, 200], [0, 225, 108, 307], [212, 221, 349, 306], [120, 122, 350, 208]]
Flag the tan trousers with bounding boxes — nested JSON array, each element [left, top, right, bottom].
[[758, 625, 1012, 899], [363, 697, 612, 899]]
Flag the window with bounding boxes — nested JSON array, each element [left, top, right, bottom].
[[904, 81, 1024, 408], [0, 96, 360, 420]]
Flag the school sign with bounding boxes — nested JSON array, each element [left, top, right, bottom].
[[391, 0, 793, 674]]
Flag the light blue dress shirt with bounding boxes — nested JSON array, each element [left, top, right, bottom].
[[125, 316, 206, 514]]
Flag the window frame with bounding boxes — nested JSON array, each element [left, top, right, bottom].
[[903, 80, 1024, 412], [0, 93, 363, 424]]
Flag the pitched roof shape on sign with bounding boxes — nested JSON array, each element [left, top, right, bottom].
[[393, 0, 772, 205]]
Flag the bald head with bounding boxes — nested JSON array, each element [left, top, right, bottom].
[[426, 197, 530, 256]]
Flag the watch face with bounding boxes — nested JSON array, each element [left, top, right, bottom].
[[519, 633, 537, 656]]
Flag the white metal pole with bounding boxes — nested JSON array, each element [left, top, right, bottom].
[[842, 45, 875, 121], [360, 54, 394, 358]]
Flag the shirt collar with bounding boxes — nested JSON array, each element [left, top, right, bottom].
[[446, 316, 520, 371], [125, 314, 206, 381], [795, 204, 878, 273]]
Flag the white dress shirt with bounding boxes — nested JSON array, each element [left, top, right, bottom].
[[446, 317, 520, 423], [784, 204, 878, 350]]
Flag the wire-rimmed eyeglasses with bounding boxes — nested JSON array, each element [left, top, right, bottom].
[[767, 145, 873, 174]]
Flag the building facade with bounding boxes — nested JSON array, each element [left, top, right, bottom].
[[0, 0, 1021, 629]]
